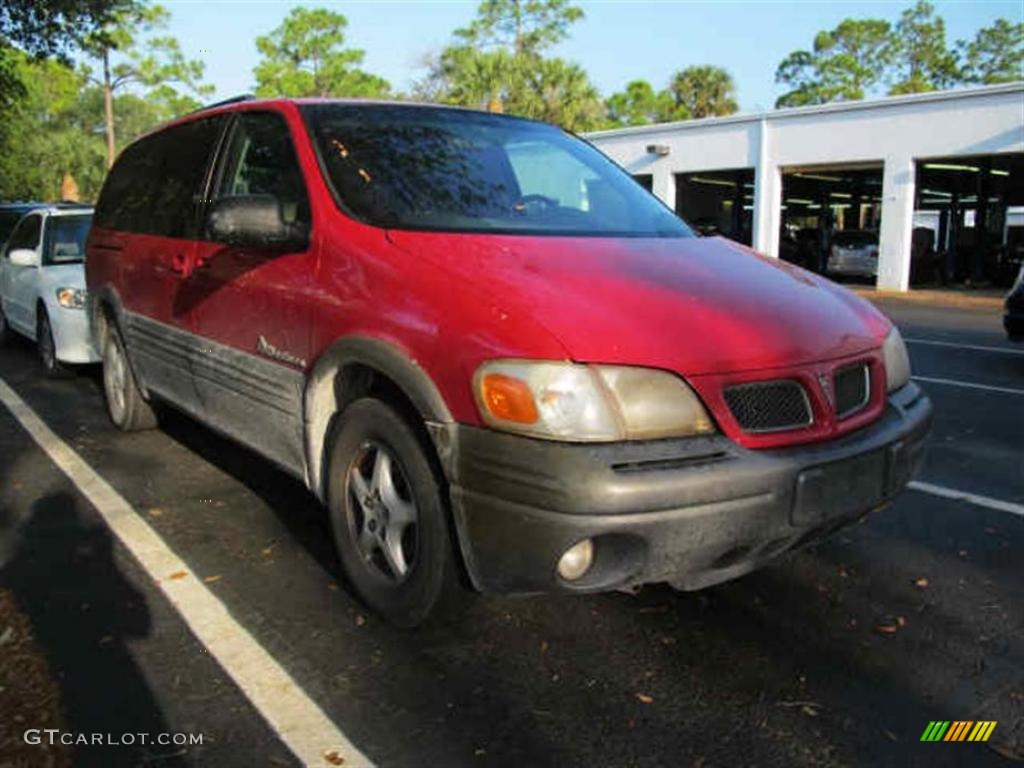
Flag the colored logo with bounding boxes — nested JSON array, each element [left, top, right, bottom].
[[921, 721, 997, 742]]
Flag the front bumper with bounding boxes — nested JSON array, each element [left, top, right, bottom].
[[49, 304, 101, 364], [445, 382, 932, 594]]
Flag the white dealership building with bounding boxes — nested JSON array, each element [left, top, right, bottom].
[[587, 82, 1024, 291]]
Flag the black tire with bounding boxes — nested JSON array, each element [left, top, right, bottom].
[[102, 325, 158, 431], [37, 309, 69, 378], [0, 304, 11, 345], [326, 397, 466, 628]]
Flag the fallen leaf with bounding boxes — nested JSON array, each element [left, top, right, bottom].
[[914, 577, 929, 588], [896, 616, 907, 627], [167, 571, 187, 581], [203, 575, 223, 583], [354, 614, 366, 627], [323, 750, 345, 765], [327, 584, 339, 592], [539, 641, 549, 654], [875, 623, 899, 635], [635, 693, 653, 704], [801, 705, 819, 717], [148, 508, 163, 517]]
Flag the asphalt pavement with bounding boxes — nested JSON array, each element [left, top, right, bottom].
[[0, 294, 1021, 767]]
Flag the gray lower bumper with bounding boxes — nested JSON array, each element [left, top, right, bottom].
[[445, 383, 932, 594]]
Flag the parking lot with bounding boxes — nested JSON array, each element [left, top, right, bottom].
[[0, 293, 1021, 767]]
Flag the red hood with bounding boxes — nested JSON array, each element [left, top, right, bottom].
[[387, 231, 891, 376]]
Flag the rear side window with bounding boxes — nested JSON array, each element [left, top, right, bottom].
[[213, 111, 310, 227], [94, 116, 225, 238], [4, 214, 42, 255]]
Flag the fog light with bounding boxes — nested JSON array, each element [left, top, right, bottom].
[[557, 538, 594, 581]]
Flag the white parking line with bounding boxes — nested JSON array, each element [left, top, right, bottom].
[[909, 481, 1024, 518], [905, 338, 1024, 356], [0, 377, 371, 768], [912, 375, 1024, 396]]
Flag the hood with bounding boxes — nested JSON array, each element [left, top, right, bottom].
[[386, 231, 891, 376]]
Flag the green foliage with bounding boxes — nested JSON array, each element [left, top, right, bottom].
[[667, 66, 738, 119], [253, 7, 390, 98], [454, 0, 583, 55], [775, 18, 894, 107], [0, 0, 131, 57], [422, 0, 602, 131], [958, 18, 1024, 85], [776, 3, 1022, 107], [0, 53, 106, 200], [888, 1, 959, 94], [604, 80, 684, 127]]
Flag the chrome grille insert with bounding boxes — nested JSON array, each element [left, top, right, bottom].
[[723, 379, 813, 433]]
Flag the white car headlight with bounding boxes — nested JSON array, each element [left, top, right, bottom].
[[473, 360, 715, 442], [882, 327, 911, 392], [55, 287, 87, 310]]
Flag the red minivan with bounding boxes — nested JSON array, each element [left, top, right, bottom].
[[86, 98, 932, 626]]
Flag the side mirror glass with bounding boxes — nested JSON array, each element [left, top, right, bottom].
[[207, 195, 309, 251], [9, 248, 39, 267]]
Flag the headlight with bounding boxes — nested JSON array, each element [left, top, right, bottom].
[[882, 327, 911, 392], [473, 360, 715, 441], [55, 287, 87, 310]]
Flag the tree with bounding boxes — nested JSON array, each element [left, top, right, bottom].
[[454, 0, 582, 56], [667, 65, 738, 119], [0, 53, 107, 200], [888, 1, 959, 94], [509, 57, 604, 130], [253, 7, 390, 99], [80, 2, 212, 167], [775, 18, 894, 107], [958, 18, 1024, 85], [1, 0, 131, 58], [604, 79, 684, 127], [419, 0, 602, 131]]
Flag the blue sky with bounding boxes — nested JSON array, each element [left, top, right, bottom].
[[159, 0, 1021, 111]]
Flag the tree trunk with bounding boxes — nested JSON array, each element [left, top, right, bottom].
[[103, 48, 116, 169]]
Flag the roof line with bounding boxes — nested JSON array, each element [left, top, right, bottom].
[[586, 81, 1024, 139]]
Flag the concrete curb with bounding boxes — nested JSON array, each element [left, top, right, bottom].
[[852, 287, 1005, 311]]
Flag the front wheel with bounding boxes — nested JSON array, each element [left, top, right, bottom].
[[102, 327, 157, 431], [326, 397, 466, 628], [37, 309, 68, 378]]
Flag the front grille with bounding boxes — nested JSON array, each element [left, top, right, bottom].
[[723, 380, 813, 433], [834, 363, 870, 418]]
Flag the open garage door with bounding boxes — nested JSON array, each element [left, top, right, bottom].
[[915, 153, 1024, 288], [778, 165, 884, 281], [674, 169, 754, 245]]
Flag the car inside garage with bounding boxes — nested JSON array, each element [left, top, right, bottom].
[[674, 168, 755, 245]]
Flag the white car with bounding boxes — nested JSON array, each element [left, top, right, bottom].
[[0, 205, 99, 375], [826, 230, 880, 279]]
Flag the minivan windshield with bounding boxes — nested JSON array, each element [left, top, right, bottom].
[[44, 214, 92, 265], [303, 104, 693, 238]]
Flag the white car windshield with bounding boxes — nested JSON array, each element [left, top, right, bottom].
[[44, 215, 92, 265]]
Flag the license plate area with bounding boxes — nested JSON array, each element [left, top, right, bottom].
[[792, 450, 886, 526]]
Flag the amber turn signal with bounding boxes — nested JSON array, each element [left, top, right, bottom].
[[479, 373, 539, 424]]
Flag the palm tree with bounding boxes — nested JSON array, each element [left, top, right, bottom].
[[668, 65, 739, 119]]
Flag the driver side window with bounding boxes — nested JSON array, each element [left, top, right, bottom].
[[4, 214, 42, 258], [215, 111, 310, 227]]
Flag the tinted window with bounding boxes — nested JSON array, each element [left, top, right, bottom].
[[213, 111, 309, 227], [95, 116, 225, 237], [93, 136, 162, 233], [302, 104, 691, 237], [43, 214, 92, 265], [0, 209, 34, 245], [4, 214, 42, 255]]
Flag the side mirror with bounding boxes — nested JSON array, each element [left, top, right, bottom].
[[207, 195, 309, 251], [9, 248, 39, 267]]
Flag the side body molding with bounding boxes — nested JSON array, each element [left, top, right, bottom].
[[304, 336, 455, 500]]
